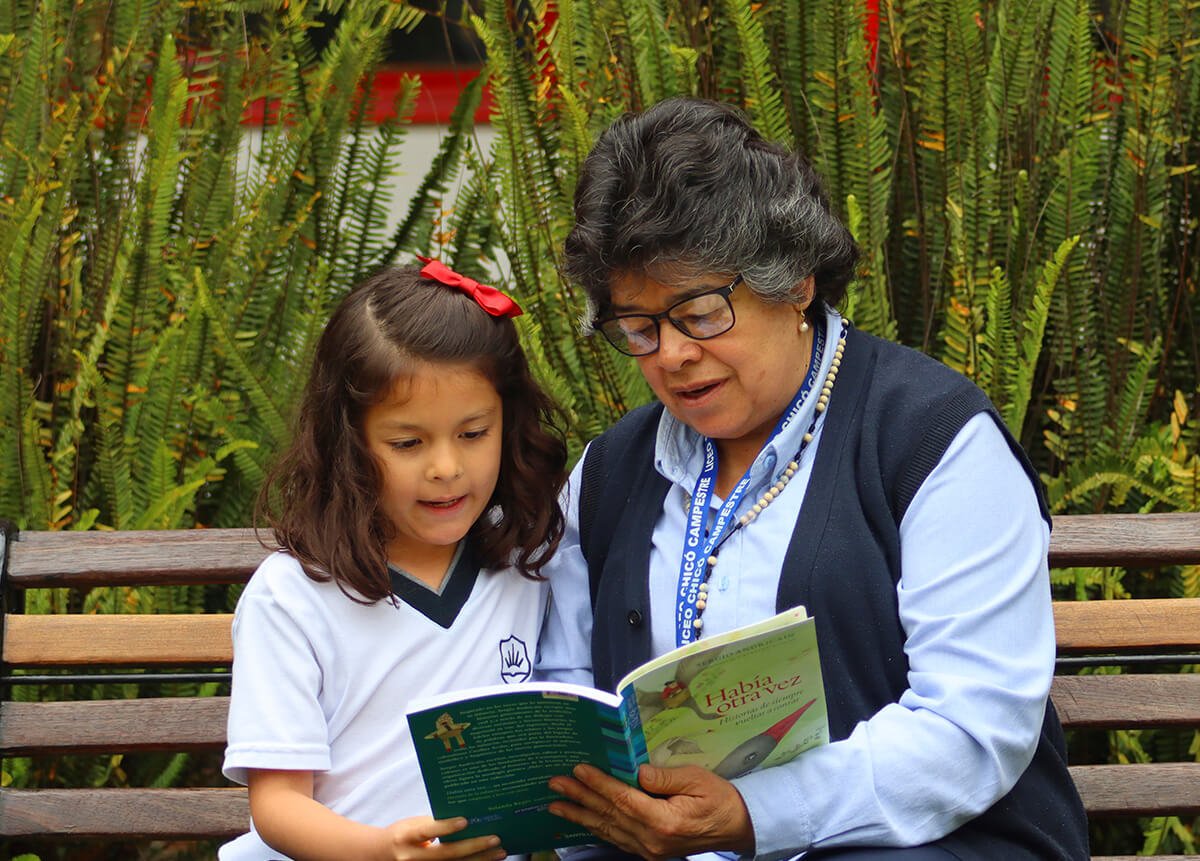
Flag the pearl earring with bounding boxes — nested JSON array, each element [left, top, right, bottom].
[[800, 314, 810, 333]]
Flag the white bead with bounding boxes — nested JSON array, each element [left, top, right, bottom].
[[696, 599, 707, 610], [785, 467, 796, 477], [752, 503, 763, 514], [693, 618, 703, 630], [739, 514, 751, 526], [815, 402, 826, 412], [789, 461, 800, 471], [699, 582, 709, 593], [707, 555, 719, 567]]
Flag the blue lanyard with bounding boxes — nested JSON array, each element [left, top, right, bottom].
[[674, 322, 826, 647]]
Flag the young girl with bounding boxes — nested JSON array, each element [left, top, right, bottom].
[[220, 262, 568, 861]]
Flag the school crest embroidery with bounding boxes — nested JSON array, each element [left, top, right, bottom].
[[498, 635, 531, 683]]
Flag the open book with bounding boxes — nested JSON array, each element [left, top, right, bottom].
[[404, 605, 828, 854]]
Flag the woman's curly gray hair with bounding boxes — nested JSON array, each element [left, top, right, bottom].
[[564, 97, 860, 325]]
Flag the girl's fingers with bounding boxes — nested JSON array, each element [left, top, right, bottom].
[[446, 844, 507, 861], [427, 834, 504, 860], [416, 816, 471, 839]]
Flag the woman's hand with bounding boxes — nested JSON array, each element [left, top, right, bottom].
[[548, 763, 755, 861], [382, 815, 506, 861]]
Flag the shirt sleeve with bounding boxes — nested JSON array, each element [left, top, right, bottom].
[[222, 558, 333, 785], [534, 451, 598, 688], [732, 413, 1054, 857]]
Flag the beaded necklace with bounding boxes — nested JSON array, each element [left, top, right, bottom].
[[689, 322, 848, 638]]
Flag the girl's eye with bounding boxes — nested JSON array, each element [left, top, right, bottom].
[[462, 427, 491, 441], [389, 439, 420, 451]]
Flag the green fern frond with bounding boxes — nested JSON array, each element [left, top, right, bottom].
[[621, 0, 682, 107], [1002, 236, 1079, 435], [386, 73, 481, 263], [194, 270, 288, 448]]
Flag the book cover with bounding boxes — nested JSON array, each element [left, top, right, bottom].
[[617, 606, 826, 778], [405, 606, 826, 854]]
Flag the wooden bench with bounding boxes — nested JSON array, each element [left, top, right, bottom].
[[2, 514, 1199, 858]]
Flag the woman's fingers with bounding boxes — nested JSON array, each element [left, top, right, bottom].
[[549, 764, 755, 860], [549, 766, 670, 857]]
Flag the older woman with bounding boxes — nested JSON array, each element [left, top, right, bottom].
[[534, 98, 1088, 860]]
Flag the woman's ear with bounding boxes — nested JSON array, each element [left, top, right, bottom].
[[792, 275, 816, 333], [792, 275, 817, 311]]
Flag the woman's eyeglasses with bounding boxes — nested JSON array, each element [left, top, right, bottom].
[[595, 275, 742, 357]]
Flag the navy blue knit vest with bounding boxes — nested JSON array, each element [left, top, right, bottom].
[[581, 326, 1089, 860]]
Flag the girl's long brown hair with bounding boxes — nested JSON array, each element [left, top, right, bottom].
[[258, 266, 568, 603]]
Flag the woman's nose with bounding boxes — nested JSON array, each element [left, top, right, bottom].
[[653, 321, 700, 371]]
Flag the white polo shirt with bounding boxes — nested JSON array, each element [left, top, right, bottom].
[[221, 547, 546, 861]]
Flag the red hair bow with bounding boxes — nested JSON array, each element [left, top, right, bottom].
[[417, 256, 523, 318]]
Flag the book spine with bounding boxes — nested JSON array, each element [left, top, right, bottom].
[[616, 686, 649, 782]]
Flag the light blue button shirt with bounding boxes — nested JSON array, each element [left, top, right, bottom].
[[535, 311, 1054, 857]]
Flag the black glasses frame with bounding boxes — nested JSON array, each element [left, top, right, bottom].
[[595, 274, 743, 357]]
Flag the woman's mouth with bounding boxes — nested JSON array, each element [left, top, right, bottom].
[[676, 381, 721, 402]]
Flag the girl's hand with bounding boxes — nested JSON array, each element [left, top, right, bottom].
[[247, 769, 506, 861], [548, 763, 755, 861], [382, 816, 506, 861]]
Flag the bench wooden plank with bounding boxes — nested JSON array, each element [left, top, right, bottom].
[[1051, 674, 1200, 728], [0, 697, 229, 755], [5, 603, 1197, 665], [2, 614, 232, 665], [0, 787, 247, 838], [4, 512, 1191, 591], [1049, 512, 1200, 567], [4, 528, 268, 588], [6, 678, 1196, 757], [1069, 762, 1200, 816], [4, 772, 1198, 838], [1053, 598, 1200, 652]]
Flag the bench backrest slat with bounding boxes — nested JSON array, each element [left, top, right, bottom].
[[1050, 675, 1200, 728], [4, 512, 1199, 590], [1, 787, 248, 838], [0, 697, 228, 755], [1068, 763, 1200, 817], [1047, 512, 1200, 566], [2, 614, 232, 665], [6, 679, 1194, 758], [1053, 598, 1200, 652], [4, 528, 267, 588], [9, 603, 1197, 668]]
